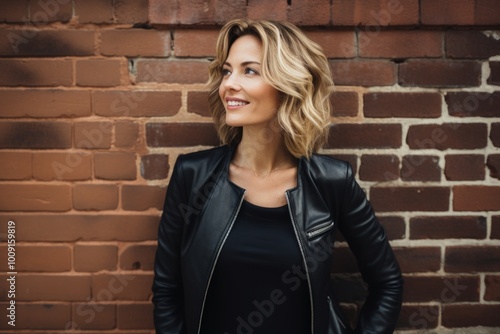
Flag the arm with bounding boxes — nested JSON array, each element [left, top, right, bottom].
[[152, 156, 187, 334], [338, 165, 404, 334]]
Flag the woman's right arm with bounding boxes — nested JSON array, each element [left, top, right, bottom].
[[152, 157, 187, 333]]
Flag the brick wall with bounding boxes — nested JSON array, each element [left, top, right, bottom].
[[0, 0, 499, 332]]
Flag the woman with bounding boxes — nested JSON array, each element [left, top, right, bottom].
[[153, 19, 403, 334]]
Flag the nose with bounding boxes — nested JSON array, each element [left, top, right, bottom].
[[222, 73, 241, 91]]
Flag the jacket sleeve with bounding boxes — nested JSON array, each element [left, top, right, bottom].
[[152, 156, 188, 334], [337, 164, 404, 334]]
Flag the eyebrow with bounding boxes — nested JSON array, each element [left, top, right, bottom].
[[223, 61, 261, 67]]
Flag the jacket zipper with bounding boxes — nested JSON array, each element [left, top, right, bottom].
[[286, 192, 315, 334], [196, 192, 246, 334], [306, 221, 334, 239]]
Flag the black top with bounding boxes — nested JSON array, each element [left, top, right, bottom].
[[200, 200, 311, 334]]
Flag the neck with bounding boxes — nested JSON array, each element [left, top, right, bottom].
[[233, 124, 294, 174]]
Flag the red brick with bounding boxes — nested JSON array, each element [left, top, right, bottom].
[[74, 244, 118, 272], [443, 304, 500, 327], [122, 185, 165, 211], [403, 276, 479, 303], [331, 0, 419, 26], [0, 245, 71, 272], [397, 304, 439, 330], [120, 244, 156, 270], [118, 303, 154, 329], [421, 0, 475, 25], [13, 274, 91, 301], [0, 152, 31, 180], [141, 154, 169, 180], [75, 122, 112, 149], [0, 121, 72, 149], [114, 0, 149, 24], [326, 124, 402, 149], [453, 186, 500, 211], [187, 91, 210, 117], [370, 187, 450, 212], [94, 152, 137, 180], [407, 123, 488, 150], [379, 216, 406, 240], [0, 29, 95, 56], [364, 92, 441, 118], [136, 59, 209, 84], [394, 247, 441, 273], [116, 121, 139, 148], [493, 216, 500, 239], [485, 275, 500, 302], [93, 90, 181, 117], [149, 0, 246, 25], [146, 123, 219, 147], [447, 31, 500, 59], [306, 31, 356, 59], [360, 31, 442, 58], [0, 0, 28, 22], [359, 154, 399, 182], [72, 303, 116, 330], [399, 60, 481, 87], [475, 0, 500, 25], [410, 216, 487, 240], [488, 61, 500, 86], [331, 91, 359, 117], [0, 214, 159, 242], [330, 60, 396, 86], [288, 0, 330, 26], [0, 303, 71, 330], [0, 90, 91, 118], [91, 273, 153, 301], [487, 154, 500, 180], [0, 59, 72, 86], [447, 91, 500, 117], [247, 0, 288, 21], [174, 29, 218, 57], [492, 123, 500, 148], [33, 152, 92, 181], [0, 184, 71, 212], [445, 154, 485, 181], [76, 59, 122, 87], [73, 184, 119, 211], [401, 155, 441, 182], [445, 246, 500, 273], [75, 0, 113, 24], [30, 0, 72, 22], [101, 29, 170, 57]]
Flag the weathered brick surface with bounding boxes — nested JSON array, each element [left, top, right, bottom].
[[1, 1, 499, 332], [364, 92, 441, 118], [410, 216, 487, 240]]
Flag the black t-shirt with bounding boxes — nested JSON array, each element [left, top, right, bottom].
[[200, 200, 311, 334]]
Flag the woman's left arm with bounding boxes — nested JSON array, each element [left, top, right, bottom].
[[337, 164, 404, 334]]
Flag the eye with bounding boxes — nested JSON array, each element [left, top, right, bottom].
[[244, 67, 258, 75], [221, 68, 231, 77]]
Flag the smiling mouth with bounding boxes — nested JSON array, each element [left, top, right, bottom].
[[227, 100, 249, 107]]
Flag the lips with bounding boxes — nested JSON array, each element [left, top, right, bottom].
[[225, 98, 249, 108]]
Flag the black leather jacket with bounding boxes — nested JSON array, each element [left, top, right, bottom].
[[153, 145, 403, 334]]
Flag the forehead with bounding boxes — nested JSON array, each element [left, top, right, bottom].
[[226, 34, 262, 62]]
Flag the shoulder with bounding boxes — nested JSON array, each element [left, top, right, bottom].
[[177, 145, 231, 166], [304, 153, 353, 182]]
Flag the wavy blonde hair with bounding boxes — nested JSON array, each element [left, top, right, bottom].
[[207, 19, 333, 158]]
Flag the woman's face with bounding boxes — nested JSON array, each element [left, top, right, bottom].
[[219, 34, 280, 128]]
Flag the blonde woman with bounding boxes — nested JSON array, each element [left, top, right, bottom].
[[153, 19, 403, 334]]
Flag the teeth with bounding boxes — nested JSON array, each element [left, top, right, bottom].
[[227, 100, 248, 106]]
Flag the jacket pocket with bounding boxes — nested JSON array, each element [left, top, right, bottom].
[[327, 296, 352, 334], [306, 220, 335, 239]]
